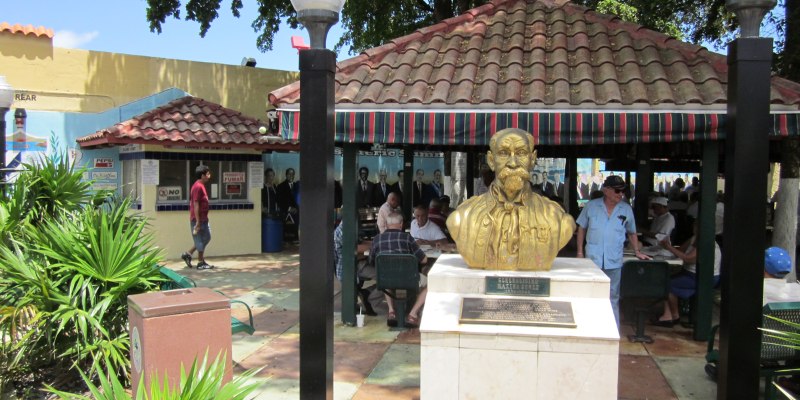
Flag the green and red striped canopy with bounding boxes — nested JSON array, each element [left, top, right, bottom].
[[279, 110, 800, 146]]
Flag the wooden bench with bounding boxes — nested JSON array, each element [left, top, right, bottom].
[[158, 266, 255, 335]]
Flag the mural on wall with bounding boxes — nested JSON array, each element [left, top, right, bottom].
[[5, 109, 49, 170]]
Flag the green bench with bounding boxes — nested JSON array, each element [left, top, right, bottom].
[[158, 266, 256, 335]]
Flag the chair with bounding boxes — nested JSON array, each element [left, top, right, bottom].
[[705, 301, 800, 400], [620, 260, 670, 343], [157, 266, 255, 335], [375, 254, 419, 329]]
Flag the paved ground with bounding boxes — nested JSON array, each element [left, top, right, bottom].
[[164, 246, 721, 400]]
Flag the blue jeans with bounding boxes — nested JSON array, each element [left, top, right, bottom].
[[603, 267, 621, 328], [191, 221, 211, 252]]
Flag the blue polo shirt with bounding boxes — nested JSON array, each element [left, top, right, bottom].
[[576, 198, 637, 270]]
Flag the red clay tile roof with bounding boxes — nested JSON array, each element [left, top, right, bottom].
[[77, 96, 297, 150], [268, 0, 800, 109], [0, 23, 54, 38]]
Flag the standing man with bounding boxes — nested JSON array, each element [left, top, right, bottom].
[[540, 171, 555, 197], [277, 168, 300, 241], [261, 168, 278, 217], [553, 172, 565, 199], [426, 169, 444, 206], [412, 169, 428, 207], [576, 175, 648, 327], [391, 170, 405, 204], [372, 169, 392, 207], [181, 165, 215, 270], [356, 166, 374, 209]]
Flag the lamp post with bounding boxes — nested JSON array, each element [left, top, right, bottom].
[[718, 1, 775, 398], [289, 0, 344, 398], [0, 76, 14, 196]]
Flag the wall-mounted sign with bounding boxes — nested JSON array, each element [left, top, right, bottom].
[[14, 92, 38, 102], [142, 160, 159, 185], [94, 158, 114, 168], [92, 171, 118, 180], [225, 184, 241, 195], [223, 172, 246, 183], [119, 144, 142, 153], [157, 186, 183, 201]]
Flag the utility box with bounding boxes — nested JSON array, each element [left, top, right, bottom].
[[128, 287, 232, 394]]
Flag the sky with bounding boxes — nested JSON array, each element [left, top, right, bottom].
[[4, 0, 348, 72]]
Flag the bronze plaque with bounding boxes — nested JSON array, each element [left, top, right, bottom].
[[459, 297, 576, 328], [485, 276, 550, 297]]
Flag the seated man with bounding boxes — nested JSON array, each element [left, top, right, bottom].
[[369, 212, 428, 328], [763, 246, 800, 304], [411, 205, 448, 246], [377, 192, 401, 233], [640, 196, 675, 256], [652, 221, 721, 327], [333, 222, 376, 316]]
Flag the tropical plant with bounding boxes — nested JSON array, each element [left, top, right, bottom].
[[760, 315, 800, 399], [47, 352, 262, 400], [0, 156, 164, 392]]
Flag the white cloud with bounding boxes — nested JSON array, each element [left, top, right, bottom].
[[53, 30, 99, 48]]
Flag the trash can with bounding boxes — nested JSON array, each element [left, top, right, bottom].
[[262, 216, 283, 253], [128, 287, 232, 394]]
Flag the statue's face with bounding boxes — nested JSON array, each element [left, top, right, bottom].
[[488, 131, 536, 195]]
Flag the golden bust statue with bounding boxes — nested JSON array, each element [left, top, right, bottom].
[[446, 128, 575, 271]]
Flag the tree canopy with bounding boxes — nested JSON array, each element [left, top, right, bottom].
[[144, 0, 792, 75]]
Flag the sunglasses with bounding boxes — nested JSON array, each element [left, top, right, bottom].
[[605, 187, 624, 194]]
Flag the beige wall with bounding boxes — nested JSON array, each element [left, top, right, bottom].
[[137, 145, 264, 258], [1, 32, 298, 118]]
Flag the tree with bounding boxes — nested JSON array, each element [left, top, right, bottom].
[[144, 0, 720, 55]]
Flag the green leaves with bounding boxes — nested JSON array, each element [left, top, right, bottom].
[[48, 352, 262, 400], [0, 156, 163, 391]]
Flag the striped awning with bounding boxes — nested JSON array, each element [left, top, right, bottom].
[[279, 110, 800, 146]]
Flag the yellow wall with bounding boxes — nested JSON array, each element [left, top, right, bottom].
[[138, 145, 264, 258], [1, 32, 298, 118]]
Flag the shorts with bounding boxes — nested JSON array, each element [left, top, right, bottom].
[[191, 220, 211, 252], [670, 270, 720, 299]]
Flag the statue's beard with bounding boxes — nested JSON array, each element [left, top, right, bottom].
[[497, 168, 529, 195]]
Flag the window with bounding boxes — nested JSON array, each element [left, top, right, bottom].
[[122, 159, 141, 201], [158, 160, 190, 202], [189, 160, 249, 201]]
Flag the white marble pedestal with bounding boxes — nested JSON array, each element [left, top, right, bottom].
[[420, 255, 619, 400]]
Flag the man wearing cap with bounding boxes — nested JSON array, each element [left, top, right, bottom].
[[641, 196, 675, 248], [763, 246, 800, 304], [576, 175, 648, 327]]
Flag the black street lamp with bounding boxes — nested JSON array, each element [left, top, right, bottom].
[[289, 0, 345, 398], [718, 0, 775, 398], [0, 76, 14, 196]]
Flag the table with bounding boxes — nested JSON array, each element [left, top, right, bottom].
[[359, 240, 457, 259]]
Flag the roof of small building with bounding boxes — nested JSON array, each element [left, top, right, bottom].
[[0, 23, 54, 38], [77, 96, 296, 150], [268, 0, 800, 110]]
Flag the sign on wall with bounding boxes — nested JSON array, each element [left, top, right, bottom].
[[94, 158, 114, 168], [142, 159, 159, 185], [223, 172, 246, 183], [157, 186, 183, 201]]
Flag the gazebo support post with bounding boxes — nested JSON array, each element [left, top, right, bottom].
[[402, 145, 413, 221], [718, 36, 772, 399], [694, 140, 718, 341], [466, 150, 475, 198], [341, 143, 358, 326], [565, 157, 579, 218], [634, 145, 652, 227]]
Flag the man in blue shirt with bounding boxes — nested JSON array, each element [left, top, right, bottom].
[[576, 175, 648, 327]]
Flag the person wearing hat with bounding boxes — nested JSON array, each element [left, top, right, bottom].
[[576, 175, 649, 328], [763, 246, 800, 305], [641, 196, 675, 248]]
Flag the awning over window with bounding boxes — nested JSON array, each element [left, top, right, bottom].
[[279, 110, 800, 146]]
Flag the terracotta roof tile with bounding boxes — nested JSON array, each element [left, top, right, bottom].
[[269, 0, 800, 109], [0, 22, 53, 38], [77, 96, 295, 150]]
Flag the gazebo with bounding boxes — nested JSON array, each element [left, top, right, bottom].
[[268, 0, 800, 334]]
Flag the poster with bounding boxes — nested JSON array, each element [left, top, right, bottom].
[[249, 162, 263, 188], [142, 159, 159, 185]]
